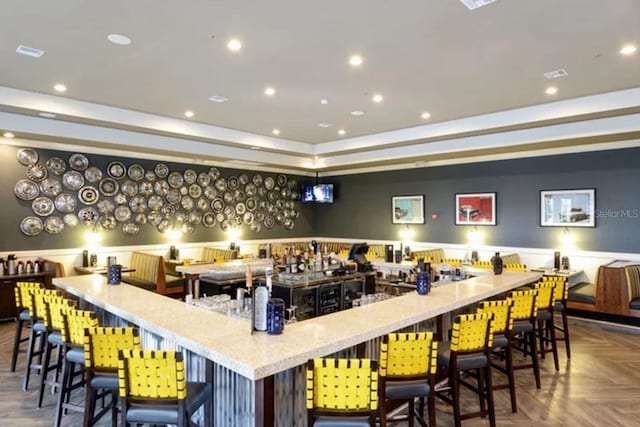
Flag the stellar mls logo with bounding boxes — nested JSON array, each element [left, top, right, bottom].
[[595, 209, 640, 219]]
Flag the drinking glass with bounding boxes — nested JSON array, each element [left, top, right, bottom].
[[286, 305, 298, 324]]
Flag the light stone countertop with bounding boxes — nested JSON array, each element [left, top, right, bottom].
[[54, 271, 540, 381]]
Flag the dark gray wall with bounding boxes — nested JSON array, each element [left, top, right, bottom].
[[316, 148, 640, 253], [0, 145, 315, 251]]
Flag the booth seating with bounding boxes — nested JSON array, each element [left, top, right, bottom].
[[122, 252, 183, 297], [201, 247, 237, 263], [501, 254, 522, 266], [411, 248, 446, 264]]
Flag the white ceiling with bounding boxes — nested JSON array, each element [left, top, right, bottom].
[[1, 0, 640, 174]]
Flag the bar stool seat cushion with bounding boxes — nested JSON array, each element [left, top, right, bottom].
[[125, 382, 211, 424], [385, 379, 431, 400], [554, 301, 565, 311], [90, 374, 118, 389], [512, 320, 533, 334], [536, 311, 552, 321], [65, 348, 85, 364], [313, 417, 373, 427], [19, 309, 31, 321], [437, 342, 487, 371], [33, 321, 46, 332], [631, 298, 640, 310], [47, 331, 63, 345], [492, 334, 509, 349]]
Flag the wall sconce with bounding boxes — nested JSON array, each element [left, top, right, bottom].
[[398, 224, 415, 241], [560, 227, 576, 251], [467, 226, 483, 246], [85, 221, 103, 251]]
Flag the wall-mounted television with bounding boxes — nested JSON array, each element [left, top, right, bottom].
[[301, 183, 334, 203]]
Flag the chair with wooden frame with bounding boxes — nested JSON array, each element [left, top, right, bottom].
[[435, 312, 496, 427], [378, 331, 437, 427], [83, 327, 141, 427], [117, 349, 212, 427], [477, 299, 517, 413], [544, 275, 571, 359], [508, 289, 541, 389], [306, 357, 379, 427], [11, 282, 43, 373], [533, 281, 560, 371]]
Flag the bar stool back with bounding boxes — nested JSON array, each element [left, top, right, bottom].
[[508, 289, 541, 389], [11, 282, 43, 372], [533, 281, 560, 371], [545, 276, 571, 358], [378, 331, 437, 427], [306, 357, 379, 427]]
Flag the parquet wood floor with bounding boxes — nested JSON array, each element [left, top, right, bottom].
[[1, 317, 639, 426]]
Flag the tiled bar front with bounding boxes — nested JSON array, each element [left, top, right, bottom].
[[53, 272, 540, 426]]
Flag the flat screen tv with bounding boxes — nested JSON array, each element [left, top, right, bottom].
[[301, 183, 334, 203]]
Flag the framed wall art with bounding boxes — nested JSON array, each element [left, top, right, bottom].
[[540, 188, 596, 227], [455, 192, 497, 225], [392, 195, 424, 224]]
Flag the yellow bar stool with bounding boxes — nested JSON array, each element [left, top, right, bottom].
[[549, 276, 571, 358], [83, 326, 141, 427], [508, 289, 541, 389], [117, 349, 213, 427], [306, 357, 379, 427], [533, 281, 560, 371], [435, 312, 496, 427], [477, 299, 517, 413], [54, 308, 99, 427], [23, 287, 60, 392], [36, 294, 76, 408], [11, 282, 43, 373], [378, 332, 437, 427]]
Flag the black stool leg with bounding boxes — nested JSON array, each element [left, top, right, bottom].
[[10, 317, 26, 372], [37, 337, 55, 408], [23, 323, 44, 391]]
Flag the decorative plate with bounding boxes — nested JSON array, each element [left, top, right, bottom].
[[257, 187, 267, 198], [138, 181, 154, 196], [234, 190, 245, 202], [220, 219, 231, 232], [242, 211, 254, 225], [168, 172, 184, 188], [245, 183, 257, 197], [276, 200, 285, 210], [275, 211, 285, 224], [188, 211, 202, 225], [252, 174, 263, 187], [27, 164, 48, 181], [183, 169, 197, 185], [284, 218, 295, 230], [62, 170, 84, 190], [54, 193, 77, 213], [264, 176, 275, 190], [211, 198, 224, 213], [148, 211, 163, 226], [129, 195, 147, 213], [202, 212, 216, 228], [63, 213, 79, 227], [121, 180, 138, 197], [154, 180, 169, 196], [134, 213, 147, 225], [98, 178, 119, 196], [227, 176, 239, 190], [290, 189, 300, 200], [263, 215, 275, 229], [78, 207, 99, 225], [180, 196, 194, 210], [250, 221, 262, 233], [114, 205, 132, 222], [268, 190, 279, 202], [127, 164, 145, 181], [203, 185, 217, 200], [154, 163, 169, 178], [239, 174, 249, 185], [288, 179, 298, 190], [181, 222, 195, 235], [78, 186, 99, 205], [84, 166, 103, 183], [214, 178, 227, 193], [179, 186, 188, 196], [157, 219, 170, 233], [15, 179, 40, 200], [255, 210, 266, 222], [165, 189, 181, 205], [245, 197, 257, 212], [107, 161, 127, 179], [235, 202, 246, 215], [174, 211, 187, 223], [122, 222, 140, 235], [215, 212, 225, 223], [223, 192, 235, 204], [100, 215, 117, 230], [276, 174, 287, 187], [148, 195, 164, 211], [46, 157, 67, 176], [17, 148, 39, 166], [44, 216, 64, 234], [145, 170, 157, 181], [223, 205, 235, 219], [161, 204, 176, 218], [208, 167, 220, 180], [188, 184, 202, 198], [197, 172, 210, 186], [114, 193, 128, 205], [196, 197, 209, 211], [20, 216, 44, 236], [97, 199, 115, 214], [281, 187, 291, 198], [69, 154, 89, 171], [32, 196, 54, 216]]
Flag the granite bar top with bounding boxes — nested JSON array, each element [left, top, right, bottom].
[[54, 271, 540, 381]]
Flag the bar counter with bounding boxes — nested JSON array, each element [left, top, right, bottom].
[[54, 271, 540, 426]]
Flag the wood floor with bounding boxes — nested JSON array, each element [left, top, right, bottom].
[[1, 316, 639, 426]]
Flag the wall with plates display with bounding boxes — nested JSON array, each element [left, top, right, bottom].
[[1, 144, 315, 251]]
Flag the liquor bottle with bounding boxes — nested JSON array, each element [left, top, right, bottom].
[[492, 252, 503, 275], [253, 281, 268, 332]]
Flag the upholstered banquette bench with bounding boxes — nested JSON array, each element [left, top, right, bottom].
[[121, 252, 183, 297], [201, 247, 237, 263]]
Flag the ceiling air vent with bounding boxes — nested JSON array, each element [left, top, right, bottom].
[[544, 69, 569, 79], [459, 0, 498, 10], [16, 45, 45, 58]]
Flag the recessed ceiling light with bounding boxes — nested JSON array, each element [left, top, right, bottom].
[[459, 0, 497, 10], [107, 34, 132, 45], [350, 110, 365, 116], [264, 87, 276, 96], [545, 86, 558, 95], [543, 69, 568, 79], [227, 38, 242, 52], [53, 83, 67, 93], [272, 129, 280, 135], [3, 132, 15, 138], [338, 129, 346, 136], [39, 112, 57, 118], [349, 55, 363, 67], [318, 123, 332, 128], [16, 45, 44, 58], [184, 110, 195, 118], [421, 112, 431, 120], [372, 94, 384, 103], [208, 95, 229, 103], [320, 98, 329, 105], [620, 44, 637, 55]]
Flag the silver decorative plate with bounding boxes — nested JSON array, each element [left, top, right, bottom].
[[154, 163, 169, 178], [20, 216, 44, 236], [26, 164, 48, 181], [98, 178, 119, 196], [114, 205, 132, 222], [63, 213, 79, 227], [54, 193, 77, 213], [46, 157, 67, 176], [15, 179, 40, 200], [121, 180, 138, 197], [184, 169, 197, 185], [84, 166, 103, 183], [97, 199, 115, 214], [154, 180, 169, 196], [127, 164, 145, 181], [69, 154, 89, 171], [264, 176, 275, 190], [17, 148, 39, 166], [78, 186, 99, 205], [208, 167, 220, 180], [44, 216, 64, 234], [122, 222, 140, 235], [62, 170, 84, 190], [32, 196, 54, 216], [78, 207, 99, 225], [107, 161, 127, 179], [168, 172, 184, 188]]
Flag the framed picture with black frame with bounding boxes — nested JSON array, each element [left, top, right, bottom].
[[455, 192, 497, 225], [392, 195, 425, 224], [540, 188, 596, 227]]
